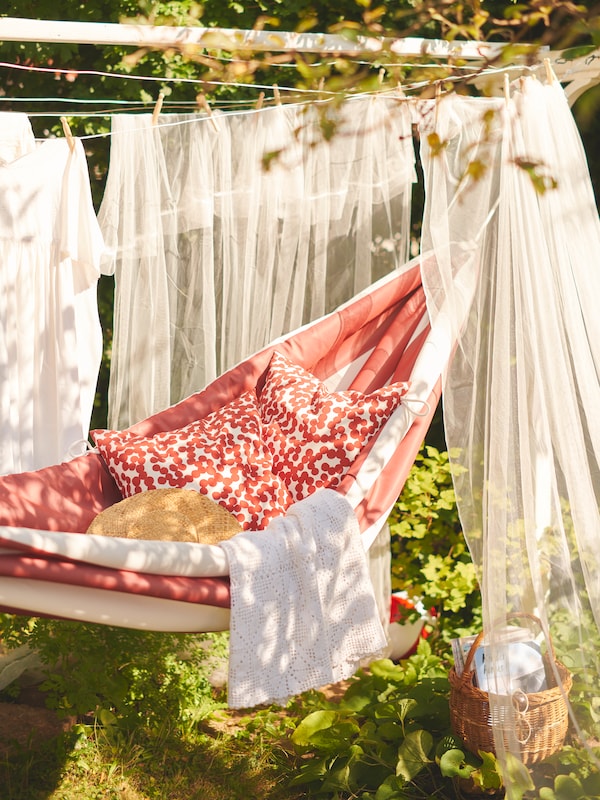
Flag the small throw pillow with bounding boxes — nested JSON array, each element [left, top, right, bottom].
[[86, 488, 242, 543], [91, 391, 292, 531], [258, 351, 410, 502]]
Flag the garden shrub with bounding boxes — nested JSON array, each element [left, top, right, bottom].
[[0, 616, 228, 736], [388, 444, 482, 644]]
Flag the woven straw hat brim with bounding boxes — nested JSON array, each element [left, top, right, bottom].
[[86, 488, 242, 544]]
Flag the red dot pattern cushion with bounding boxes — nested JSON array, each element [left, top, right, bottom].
[[258, 352, 410, 503], [91, 391, 292, 531]]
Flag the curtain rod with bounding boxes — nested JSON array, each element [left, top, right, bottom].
[[0, 16, 506, 59]]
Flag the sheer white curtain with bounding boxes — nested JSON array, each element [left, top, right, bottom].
[[0, 116, 104, 475], [99, 95, 415, 429], [418, 77, 600, 789]]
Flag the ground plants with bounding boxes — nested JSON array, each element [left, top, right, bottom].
[[0, 616, 228, 735], [0, 701, 305, 800], [0, 620, 304, 800], [290, 642, 470, 799], [287, 446, 600, 799], [388, 445, 482, 644], [288, 641, 600, 800]]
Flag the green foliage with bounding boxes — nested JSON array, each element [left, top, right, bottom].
[[289, 641, 493, 799], [0, 615, 228, 736], [542, 606, 600, 746], [0, 697, 307, 800], [289, 642, 600, 800], [389, 445, 482, 643], [532, 746, 600, 800]]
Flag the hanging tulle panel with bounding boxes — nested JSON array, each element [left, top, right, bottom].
[[418, 77, 600, 791], [99, 95, 416, 429]]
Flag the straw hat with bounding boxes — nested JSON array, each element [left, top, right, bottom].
[[86, 488, 242, 544]]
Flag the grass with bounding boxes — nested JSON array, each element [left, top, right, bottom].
[[3, 625, 598, 800], [0, 625, 315, 800], [0, 697, 308, 800]]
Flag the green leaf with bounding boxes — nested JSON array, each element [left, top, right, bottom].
[[98, 708, 118, 726], [309, 720, 361, 753], [590, 696, 600, 723], [560, 45, 596, 61], [394, 698, 418, 722], [370, 659, 405, 682], [349, 756, 392, 793], [476, 750, 503, 791], [554, 774, 585, 800], [377, 721, 405, 742], [395, 730, 432, 781], [439, 748, 475, 779], [291, 709, 338, 747], [340, 685, 377, 712], [583, 770, 600, 797], [289, 756, 331, 786], [502, 752, 535, 800], [374, 774, 408, 800], [406, 693, 449, 726], [322, 758, 352, 792]]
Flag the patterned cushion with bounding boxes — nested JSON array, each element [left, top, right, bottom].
[[258, 352, 410, 502], [91, 391, 292, 531]]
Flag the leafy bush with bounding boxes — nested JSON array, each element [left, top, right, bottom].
[[289, 642, 600, 800], [290, 643, 506, 799], [0, 615, 228, 736], [388, 445, 482, 644]]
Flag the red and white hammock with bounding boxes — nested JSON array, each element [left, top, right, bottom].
[[0, 256, 447, 633]]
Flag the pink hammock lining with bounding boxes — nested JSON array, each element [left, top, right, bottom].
[[0, 259, 443, 631]]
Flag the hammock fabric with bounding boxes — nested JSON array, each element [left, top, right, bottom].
[[0, 258, 443, 632]]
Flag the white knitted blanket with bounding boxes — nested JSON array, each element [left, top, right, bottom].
[[219, 489, 387, 709]]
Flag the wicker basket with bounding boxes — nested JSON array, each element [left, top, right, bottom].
[[449, 613, 572, 765]]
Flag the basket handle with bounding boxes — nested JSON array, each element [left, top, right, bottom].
[[460, 612, 556, 686], [461, 630, 485, 683]]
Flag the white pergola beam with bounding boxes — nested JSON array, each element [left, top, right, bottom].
[[1, 16, 598, 103], [0, 16, 505, 59], [551, 50, 600, 103]]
